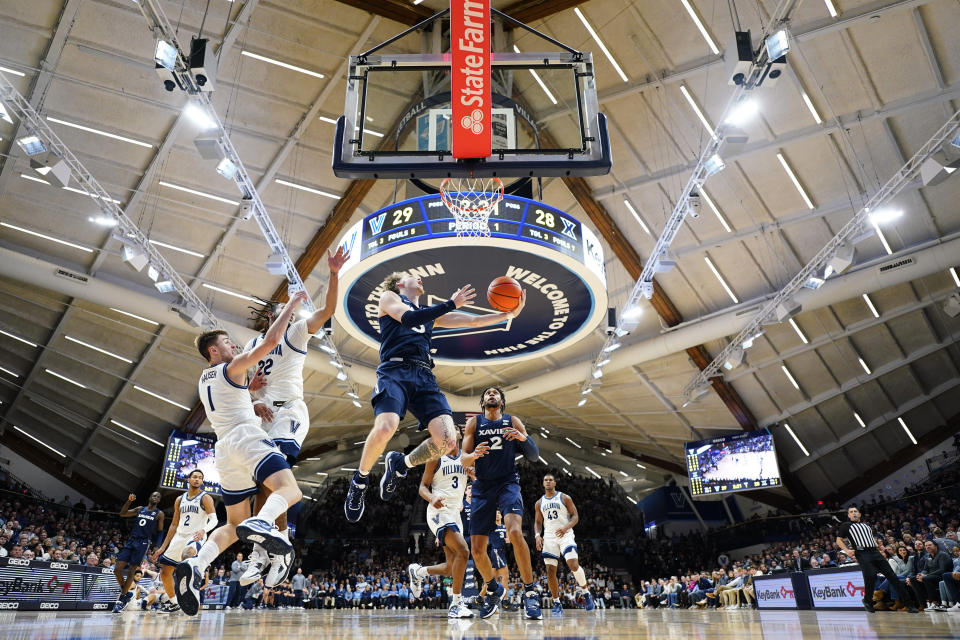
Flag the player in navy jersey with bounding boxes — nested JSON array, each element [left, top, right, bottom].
[[344, 272, 526, 522], [113, 491, 164, 612], [463, 387, 542, 619]]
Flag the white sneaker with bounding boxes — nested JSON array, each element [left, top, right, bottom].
[[240, 545, 267, 586], [448, 602, 475, 618], [408, 563, 424, 599], [948, 603, 960, 612], [265, 550, 293, 588]]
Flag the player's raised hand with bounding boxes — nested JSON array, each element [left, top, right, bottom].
[[253, 402, 274, 423], [451, 285, 476, 308], [249, 369, 268, 392], [511, 289, 527, 316], [502, 427, 527, 442], [328, 245, 349, 274], [127, 494, 136, 502], [289, 290, 309, 308], [431, 496, 445, 509], [463, 441, 490, 465]]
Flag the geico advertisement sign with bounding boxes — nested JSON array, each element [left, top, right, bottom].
[[808, 572, 866, 608], [755, 577, 797, 609]]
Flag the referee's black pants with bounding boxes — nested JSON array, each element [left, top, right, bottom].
[[856, 549, 916, 607]]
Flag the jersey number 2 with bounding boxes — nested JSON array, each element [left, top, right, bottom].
[[489, 436, 503, 450], [257, 358, 274, 376]]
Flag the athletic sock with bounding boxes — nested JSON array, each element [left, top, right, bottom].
[[524, 582, 536, 593], [355, 470, 368, 481], [572, 567, 587, 588], [452, 593, 462, 605], [195, 538, 221, 571], [256, 493, 289, 524], [278, 528, 290, 541], [487, 579, 499, 592], [403, 454, 415, 469], [415, 565, 429, 578]]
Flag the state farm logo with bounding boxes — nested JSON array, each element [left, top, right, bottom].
[[461, 108, 484, 134], [39, 602, 59, 610]]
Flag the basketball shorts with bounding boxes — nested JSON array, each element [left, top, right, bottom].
[[117, 538, 150, 565], [372, 362, 452, 429], [158, 534, 206, 566], [541, 530, 578, 565], [264, 399, 310, 465], [426, 504, 463, 547], [488, 547, 507, 570], [215, 421, 289, 505], [470, 477, 523, 536]]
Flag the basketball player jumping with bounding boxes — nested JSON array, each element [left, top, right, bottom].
[[241, 246, 348, 586], [344, 272, 525, 522], [174, 292, 308, 616], [535, 473, 595, 614], [151, 469, 216, 613], [408, 432, 489, 618], [463, 387, 542, 620], [113, 491, 164, 612]]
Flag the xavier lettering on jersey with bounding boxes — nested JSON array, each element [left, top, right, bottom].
[[474, 415, 517, 479]]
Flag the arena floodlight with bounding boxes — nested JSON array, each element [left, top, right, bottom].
[[155, 40, 178, 71], [826, 243, 855, 276], [16, 135, 47, 156], [121, 244, 149, 272], [704, 154, 725, 177], [724, 99, 759, 127], [216, 158, 238, 180], [29, 152, 71, 188], [0, 102, 12, 124], [765, 30, 790, 61], [577, 398, 587, 407], [722, 346, 744, 371]]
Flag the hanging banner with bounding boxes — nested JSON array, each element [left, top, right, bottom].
[[450, 0, 491, 159]]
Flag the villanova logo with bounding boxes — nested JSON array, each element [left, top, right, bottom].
[[369, 213, 387, 235], [289, 420, 301, 434], [432, 514, 441, 524]]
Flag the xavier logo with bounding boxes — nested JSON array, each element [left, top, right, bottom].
[[369, 213, 387, 235], [289, 420, 301, 434], [560, 217, 578, 240], [461, 108, 484, 134]]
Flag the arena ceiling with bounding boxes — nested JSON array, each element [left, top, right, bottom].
[[0, 0, 958, 509]]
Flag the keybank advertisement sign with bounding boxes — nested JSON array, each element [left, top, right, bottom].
[[334, 195, 607, 365], [808, 569, 866, 609], [755, 576, 797, 609]]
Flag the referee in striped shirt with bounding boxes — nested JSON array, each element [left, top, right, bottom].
[[836, 506, 918, 613]]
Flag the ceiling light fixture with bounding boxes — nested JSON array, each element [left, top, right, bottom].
[[0, 221, 93, 253], [45, 369, 87, 389], [862, 294, 880, 319], [110, 308, 158, 325], [584, 466, 602, 479], [623, 199, 652, 236], [801, 92, 823, 124], [950, 267, 960, 288], [0, 365, 19, 378], [64, 335, 133, 363], [240, 51, 325, 79], [854, 412, 866, 428], [626, 496, 637, 505], [823, 0, 839, 18], [16, 135, 47, 156], [63, 186, 121, 204], [788, 318, 808, 344], [858, 358, 871, 375], [183, 103, 217, 130], [13, 426, 66, 457], [777, 153, 814, 209], [275, 178, 340, 200], [0, 66, 26, 77], [898, 417, 917, 445], [46, 116, 153, 148], [158, 181, 237, 205], [512, 45, 558, 104], [781, 365, 800, 390], [699, 188, 731, 232], [88, 216, 117, 227], [679, 0, 720, 54], [555, 452, 571, 465], [149, 239, 206, 258], [134, 385, 191, 411], [783, 423, 810, 456], [0, 329, 38, 347], [201, 283, 258, 302], [704, 256, 739, 303], [565, 437, 582, 449], [109, 419, 164, 446], [573, 8, 628, 82], [679, 85, 716, 139]]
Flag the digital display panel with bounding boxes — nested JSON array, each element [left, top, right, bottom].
[[160, 429, 220, 494], [685, 429, 782, 496]]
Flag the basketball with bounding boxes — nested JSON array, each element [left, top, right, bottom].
[[487, 276, 523, 312]]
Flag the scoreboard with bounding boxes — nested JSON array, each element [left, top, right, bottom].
[[357, 193, 587, 263], [160, 429, 221, 494]]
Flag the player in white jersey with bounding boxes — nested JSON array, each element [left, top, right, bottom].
[[151, 469, 216, 613], [240, 247, 348, 585], [407, 433, 489, 619], [534, 473, 595, 615], [173, 292, 307, 616]]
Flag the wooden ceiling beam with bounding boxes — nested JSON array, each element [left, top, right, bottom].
[[332, 0, 432, 26]]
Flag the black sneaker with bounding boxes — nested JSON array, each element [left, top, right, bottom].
[[344, 471, 368, 522], [862, 597, 876, 613], [379, 451, 408, 501]]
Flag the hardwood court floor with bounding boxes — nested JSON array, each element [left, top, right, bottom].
[[4, 607, 960, 640]]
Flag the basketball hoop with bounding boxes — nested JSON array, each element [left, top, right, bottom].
[[439, 176, 504, 238]]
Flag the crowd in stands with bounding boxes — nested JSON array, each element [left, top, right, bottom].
[[4, 453, 960, 615]]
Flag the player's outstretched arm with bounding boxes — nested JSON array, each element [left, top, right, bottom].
[[228, 291, 307, 379], [461, 417, 477, 455], [436, 290, 526, 328], [152, 496, 181, 562], [419, 459, 443, 508], [306, 246, 349, 333]]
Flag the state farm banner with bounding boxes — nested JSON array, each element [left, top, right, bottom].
[[0, 557, 118, 610], [807, 567, 867, 609], [450, 0, 491, 159], [754, 574, 798, 610]]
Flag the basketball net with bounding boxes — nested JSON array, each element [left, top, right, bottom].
[[439, 176, 504, 238]]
